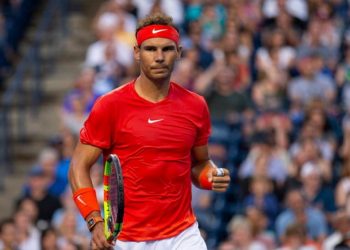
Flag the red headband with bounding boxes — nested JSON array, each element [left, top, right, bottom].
[[136, 24, 179, 46]]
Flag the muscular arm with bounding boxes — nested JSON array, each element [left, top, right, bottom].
[[68, 141, 102, 192], [191, 145, 230, 192], [69, 142, 114, 249]]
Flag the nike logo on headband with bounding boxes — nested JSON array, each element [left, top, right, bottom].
[[152, 28, 168, 34]]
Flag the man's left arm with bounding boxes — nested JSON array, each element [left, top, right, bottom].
[[191, 145, 230, 192]]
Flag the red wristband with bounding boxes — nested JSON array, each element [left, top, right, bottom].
[[199, 166, 213, 190], [73, 187, 100, 219]]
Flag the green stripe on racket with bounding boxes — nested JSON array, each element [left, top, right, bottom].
[[103, 154, 124, 242]]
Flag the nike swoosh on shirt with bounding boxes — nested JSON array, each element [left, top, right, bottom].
[[148, 118, 164, 124], [152, 28, 168, 34]]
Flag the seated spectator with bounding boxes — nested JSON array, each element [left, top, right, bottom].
[[245, 206, 276, 249], [335, 46, 350, 110], [275, 188, 327, 243], [194, 63, 252, 123], [13, 210, 40, 250], [17, 168, 62, 228], [52, 188, 89, 238], [299, 162, 336, 221], [287, 55, 336, 110], [243, 176, 279, 230], [93, 40, 127, 95], [252, 71, 287, 112], [0, 218, 17, 250], [289, 136, 332, 183], [40, 227, 59, 250], [277, 223, 319, 250], [61, 92, 89, 135], [218, 215, 267, 250], [62, 68, 99, 116], [55, 210, 90, 250], [49, 128, 77, 197], [239, 130, 289, 186], [171, 58, 198, 90], [15, 197, 39, 227]]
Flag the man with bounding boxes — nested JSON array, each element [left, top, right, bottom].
[[275, 188, 327, 243], [69, 13, 231, 250]]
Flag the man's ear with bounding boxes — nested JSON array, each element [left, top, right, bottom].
[[177, 45, 182, 60], [134, 45, 140, 61]]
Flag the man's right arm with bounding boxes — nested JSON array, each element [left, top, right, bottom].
[[69, 141, 102, 192], [69, 141, 114, 249]]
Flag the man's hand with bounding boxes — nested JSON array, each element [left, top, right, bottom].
[[208, 168, 230, 192], [90, 222, 115, 250]]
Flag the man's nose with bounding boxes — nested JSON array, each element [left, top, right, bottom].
[[155, 49, 165, 62]]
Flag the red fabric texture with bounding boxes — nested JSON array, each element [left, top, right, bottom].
[[80, 80, 211, 241]]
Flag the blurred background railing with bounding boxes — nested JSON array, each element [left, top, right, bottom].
[[0, 0, 68, 190]]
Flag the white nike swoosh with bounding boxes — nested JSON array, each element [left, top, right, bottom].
[[77, 195, 87, 206], [148, 118, 164, 124], [152, 28, 168, 34]]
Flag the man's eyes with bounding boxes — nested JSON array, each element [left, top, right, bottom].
[[144, 47, 175, 52]]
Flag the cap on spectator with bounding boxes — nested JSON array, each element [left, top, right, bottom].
[[300, 162, 320, 178]]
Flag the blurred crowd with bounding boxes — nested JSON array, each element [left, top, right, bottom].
[[0, 0, 40, 90], [2, 0, 350, 249]]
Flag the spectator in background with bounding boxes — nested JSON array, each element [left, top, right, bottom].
[[245, 206, 276, 249], [0, 218, 17, 250], [243, 176, 280, 230], [194, 62, 252, 123], [336, 46, 350, 110], [85, 11, 133, 69], [94, 0, 137, 47], [15, 197, 39, 226], [49, 129, 78, 198], [52, 188, 89, 239], [287, 54, 336, 111], [40, 227, 59, 250], [289, 136, 332, 183], [62, 67, 99, 113], [239, 130, 289, 187], [277, 223, 319, 250], [171, 58, 197, 90], [218, 215, 267, 250], [61, 92, 89, 136], [298, 162, 336, 222], [132, 0, 184, 26], [199, 2, 226, 43], [13, 210, 40, 250], [275, 188, 327, 243], [181, 20, 214, 70], [17, 168, 62, 228], [262, 0, 309, 23], [256, 28, 295, 84], [55, 210, 90, 250]]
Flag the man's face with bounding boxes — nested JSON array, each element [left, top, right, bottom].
[[134, 38, 180, 81]]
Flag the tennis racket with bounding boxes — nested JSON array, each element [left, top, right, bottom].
[[103, 154, 124, 242]]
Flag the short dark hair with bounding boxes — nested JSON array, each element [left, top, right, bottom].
[[135, 12, 178, 35]]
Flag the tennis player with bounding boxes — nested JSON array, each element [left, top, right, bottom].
[[69, 12, 231, 250]]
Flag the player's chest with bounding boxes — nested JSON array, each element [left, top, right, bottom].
[[115, 104, 198, 147]]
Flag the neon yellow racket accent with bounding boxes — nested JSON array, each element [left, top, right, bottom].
[[103, 154, 124, 242]]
